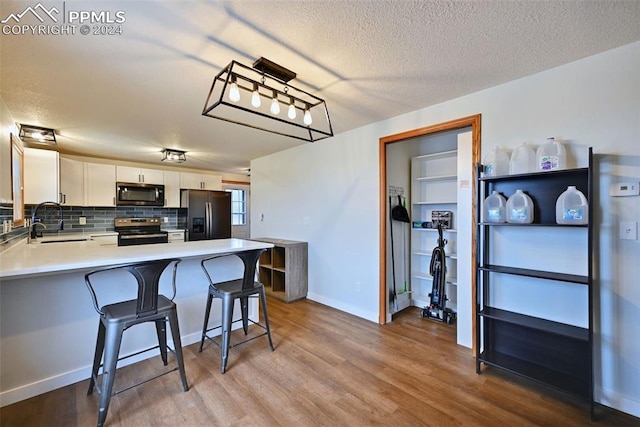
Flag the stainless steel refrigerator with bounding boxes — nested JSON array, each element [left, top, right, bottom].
[[181, 190, 232, 241]]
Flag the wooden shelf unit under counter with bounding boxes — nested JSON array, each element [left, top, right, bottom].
[[253, 238, 308, 303]]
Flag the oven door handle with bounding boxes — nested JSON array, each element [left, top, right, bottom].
[[120, 233, 167, 240]]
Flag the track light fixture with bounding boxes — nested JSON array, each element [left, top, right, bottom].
[[202, 57, 333, 143]]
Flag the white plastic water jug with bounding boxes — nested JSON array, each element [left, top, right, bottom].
[[506, 189, 534, 223], [509, 143, 536, 174], [536, 137, 566, 171], [556, 186, 588, 225], [483, 191, 507, 223], [483, 146, 509, 176]]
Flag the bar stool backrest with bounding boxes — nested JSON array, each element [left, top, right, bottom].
[[200, 249, 265, 291], [85, 258, 180, 317]]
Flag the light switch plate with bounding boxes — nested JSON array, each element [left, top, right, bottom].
[[620, 221, 638, 240]]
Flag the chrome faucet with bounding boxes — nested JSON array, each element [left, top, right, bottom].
[[30, 201, 64, 240]]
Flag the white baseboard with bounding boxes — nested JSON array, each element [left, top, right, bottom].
[[0, 329, 214, 408], [306, 292, 379, 323], [596, 387, 640, 419]]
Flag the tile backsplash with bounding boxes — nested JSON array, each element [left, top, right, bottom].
[[24, 205, 186, 235]]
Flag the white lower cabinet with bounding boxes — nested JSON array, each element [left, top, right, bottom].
[[167, 230, 185, 243]]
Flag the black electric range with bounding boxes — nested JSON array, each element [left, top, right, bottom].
[[114, 217, 169, 246]]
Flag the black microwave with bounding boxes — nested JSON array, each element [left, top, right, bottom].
[[116, 182, 165, 206]]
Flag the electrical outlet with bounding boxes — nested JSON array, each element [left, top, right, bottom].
[[620, 221, 638, 240], [163, 216, 169, 223], [79, 217, 86, 225]]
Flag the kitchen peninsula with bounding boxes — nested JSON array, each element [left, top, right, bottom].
[[0, 237, 273, 407]]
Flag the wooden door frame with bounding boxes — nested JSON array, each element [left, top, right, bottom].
[[379, 114, 481, 355]]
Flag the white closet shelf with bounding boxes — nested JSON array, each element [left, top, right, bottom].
[[415, 174, 457, 182], [413, 150, 458, 160]]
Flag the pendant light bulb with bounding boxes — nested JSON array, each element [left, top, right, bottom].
[[228, 80, 240, 103], [251, 87, 261, 108], [270, 94, 280, 115], [303, 108, 313, 125], [288, 101, 297, 120]]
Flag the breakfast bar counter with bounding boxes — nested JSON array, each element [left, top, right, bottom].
[[0, 237, 271, 279], [0, 238, 273, 407]]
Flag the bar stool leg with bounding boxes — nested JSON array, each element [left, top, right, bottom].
[[259, 288, 275, 351], [88, 321, 106, 395], [199, 292, 214, 352], [240, 296, 249, 334], [97, 322, 124, 427], [220, 295, 234, 373], [155, 319, 168, 365], [167, 308, 189, 391]]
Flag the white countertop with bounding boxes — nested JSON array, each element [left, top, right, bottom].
[[0, 238, 272, 279]]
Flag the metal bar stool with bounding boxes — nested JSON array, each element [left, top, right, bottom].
[[84, 258, 189, 427], [199, 249, 274, 373]]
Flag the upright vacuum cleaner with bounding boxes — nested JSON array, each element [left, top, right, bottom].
[[421, 223, 456, 324]]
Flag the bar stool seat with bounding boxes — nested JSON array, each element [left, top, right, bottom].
[[84, 258, 189, 427], [199, 249, 274, 373]]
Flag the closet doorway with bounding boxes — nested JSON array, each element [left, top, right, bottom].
[[379, 114, 481, 354]]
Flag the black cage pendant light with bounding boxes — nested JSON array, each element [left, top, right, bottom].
[[202, 57, 333, 143]]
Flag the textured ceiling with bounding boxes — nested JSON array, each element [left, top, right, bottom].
[[1, 0, 640, 174]]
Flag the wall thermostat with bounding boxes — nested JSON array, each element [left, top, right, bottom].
[[609, 182, 639, 197]]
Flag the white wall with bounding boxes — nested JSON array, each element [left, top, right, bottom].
[[252, 41, 640, 416]]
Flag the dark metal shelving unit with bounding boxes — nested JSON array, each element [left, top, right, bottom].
[[475, 148, 594, 416]]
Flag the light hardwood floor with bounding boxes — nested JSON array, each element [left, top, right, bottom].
[[1, 297, 637, 426]]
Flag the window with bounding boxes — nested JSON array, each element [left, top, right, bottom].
[[226, 189, 246, 225]]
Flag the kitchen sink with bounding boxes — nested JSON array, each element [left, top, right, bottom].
[[39, 238, 89, 244]]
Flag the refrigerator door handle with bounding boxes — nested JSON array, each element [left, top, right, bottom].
[[205, 201, 211, 239]]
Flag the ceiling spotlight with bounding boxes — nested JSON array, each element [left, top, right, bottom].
[[202, 57, 333, 142], [161, 148, 187, 163], [19, 124, 57, 145]]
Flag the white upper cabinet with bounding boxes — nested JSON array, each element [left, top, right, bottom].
[[24, 148, 59, 204], [163, 171, 180, 207], [180, 172, 222, 190], [85, 162, 116, 206], [116, 166, 164, 184], [59, 157, 84, 206]]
